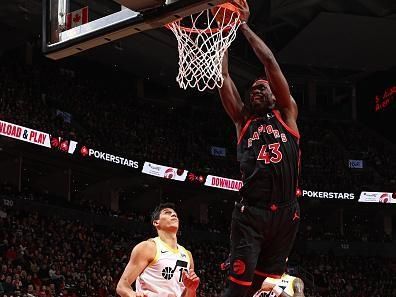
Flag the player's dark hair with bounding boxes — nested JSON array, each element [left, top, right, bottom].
[[151, 202, 177, 224]]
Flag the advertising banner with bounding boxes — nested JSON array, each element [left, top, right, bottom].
[[87, 148, 139, 168], [0, 120, 51, 148], [359, 191, 396, 204], [301, 190, 355, 200], [142, 162, 187, 181], [204, 175, 243, 192]]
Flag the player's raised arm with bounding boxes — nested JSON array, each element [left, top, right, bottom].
[[116, 241, 156, 297], [218, 49, 246, 132], [233, 0, 298, 126]]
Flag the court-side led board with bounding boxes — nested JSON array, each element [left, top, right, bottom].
[[43, 0, 228, 60]]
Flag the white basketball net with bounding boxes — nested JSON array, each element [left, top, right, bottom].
[[167, 6, 241, 92]]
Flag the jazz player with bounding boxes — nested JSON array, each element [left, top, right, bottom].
[[116, 203, 200, 297], [218, 1, 301, 296], [252, 274, 305, 297]]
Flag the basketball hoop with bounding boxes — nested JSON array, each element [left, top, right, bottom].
[[166, 2, 242, 92]]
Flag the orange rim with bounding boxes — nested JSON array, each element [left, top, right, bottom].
[[164, 3, 241, 34]]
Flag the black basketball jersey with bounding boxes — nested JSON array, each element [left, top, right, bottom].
[[237, 110, 300, 204]]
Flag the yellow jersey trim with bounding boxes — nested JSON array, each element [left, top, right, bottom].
[[148, 238, 160, 266], [179, 246, 191, 265], [158, 237, 179, 254], [283, 274, 295, 296]]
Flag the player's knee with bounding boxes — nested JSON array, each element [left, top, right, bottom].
[[222, 280, 250, 297]]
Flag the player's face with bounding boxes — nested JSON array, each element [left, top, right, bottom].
[[250, 81, 276, 114], [156, 208, 179, 232]]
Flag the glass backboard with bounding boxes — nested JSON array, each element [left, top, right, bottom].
[[42, 0, 227, 59]]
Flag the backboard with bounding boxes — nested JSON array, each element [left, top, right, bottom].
[[42, 0, 228, 59]]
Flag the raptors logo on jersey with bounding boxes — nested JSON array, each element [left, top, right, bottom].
[[136, 237, 190, 297], [237, 110, 300, 203]]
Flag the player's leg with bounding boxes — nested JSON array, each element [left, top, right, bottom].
[[245, 273, 266, 297], [256, 202, 300, 277], [222, 203, 263, 297], [247, 235, 283, 297]]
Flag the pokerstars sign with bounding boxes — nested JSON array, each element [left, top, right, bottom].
[[301, 190, 355, 200], [0, 120, 51, 148], [87, 148, 139, 169]]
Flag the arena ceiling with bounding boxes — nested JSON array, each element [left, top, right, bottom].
[[0, 0, 395, 85]]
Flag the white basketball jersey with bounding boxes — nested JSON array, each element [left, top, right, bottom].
[[136, 237, 191, 297]]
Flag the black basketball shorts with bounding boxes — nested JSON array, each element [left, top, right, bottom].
[[227, 200, 300, 286]]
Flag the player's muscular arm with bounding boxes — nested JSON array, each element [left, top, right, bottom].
[[232, 0, 298, 132], [240, 23, 294, 111], [218, 50, 246, 136], [116, 241, 156, 297], [182, 251, 200, 297]]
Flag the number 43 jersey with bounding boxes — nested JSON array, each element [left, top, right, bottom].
[[136, 237, 191, 297], [237, 110, 301, 204]]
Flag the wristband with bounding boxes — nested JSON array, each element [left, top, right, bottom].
[[272, 285, 284, 297]]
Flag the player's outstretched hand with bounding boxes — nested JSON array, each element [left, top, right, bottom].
[[182, 269, 200, 291], [231, 0, 250, 23], [134, 292, 148, 297]]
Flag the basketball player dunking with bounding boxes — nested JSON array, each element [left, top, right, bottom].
[[219, 1, 301, 297], [117, 203, 200, 297]]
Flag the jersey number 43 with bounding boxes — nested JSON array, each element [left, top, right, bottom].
[[257, 142, 283, 164]]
